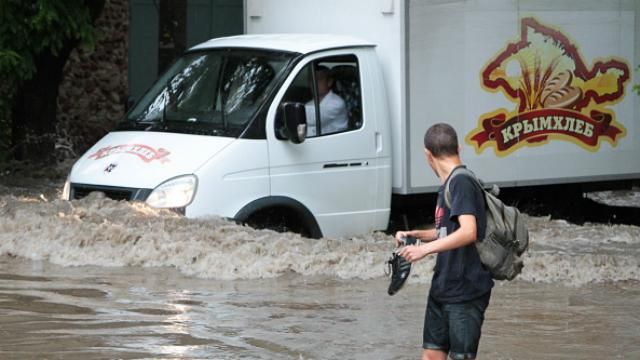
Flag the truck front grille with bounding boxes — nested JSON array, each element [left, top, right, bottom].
[[70, 184, 152, 201]]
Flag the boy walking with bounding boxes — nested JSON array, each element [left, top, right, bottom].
[[395, 123, 493, 360]]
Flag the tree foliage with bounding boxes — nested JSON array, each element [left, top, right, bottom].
[[0, 0, 104, 161]]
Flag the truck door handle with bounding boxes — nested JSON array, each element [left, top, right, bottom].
[[323, 163, 349, 169], [323, 162, 366, 169]]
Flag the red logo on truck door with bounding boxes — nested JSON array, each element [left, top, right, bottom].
[[89, 144, 171, 164], [467, 17, 630, 156]]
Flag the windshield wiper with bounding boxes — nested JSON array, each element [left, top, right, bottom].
[[144, 121, 164, 132]]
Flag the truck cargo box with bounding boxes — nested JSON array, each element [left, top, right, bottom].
[[246, 0, 640, 193]]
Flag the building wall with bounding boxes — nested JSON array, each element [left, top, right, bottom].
[[56, 0, 129, 159]]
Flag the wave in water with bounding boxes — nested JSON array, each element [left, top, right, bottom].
[[1, 193, 639, 287]]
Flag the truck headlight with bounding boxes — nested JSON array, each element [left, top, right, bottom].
[[146, 175, 198, 209]]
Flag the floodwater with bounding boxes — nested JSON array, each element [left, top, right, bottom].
[[0, 180, 639, 359]]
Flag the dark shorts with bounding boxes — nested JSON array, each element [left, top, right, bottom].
[[423, 291, 491, 360]]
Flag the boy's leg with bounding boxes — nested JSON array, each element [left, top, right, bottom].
[[422, 349, 447, 360], [423, 296, 449, 356], [446, 292, 491, 360]]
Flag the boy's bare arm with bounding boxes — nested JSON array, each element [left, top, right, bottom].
[[394, 229, 437, 247], [399, 214, 477, 262]]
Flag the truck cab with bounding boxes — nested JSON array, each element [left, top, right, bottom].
[[64, 34, 392, 239]]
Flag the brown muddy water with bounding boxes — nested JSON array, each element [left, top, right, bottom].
[[0, 178, 639, 359]]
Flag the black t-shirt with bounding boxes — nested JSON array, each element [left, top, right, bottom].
[[429, 167, 494, 303]]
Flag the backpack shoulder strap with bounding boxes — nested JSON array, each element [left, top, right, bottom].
[[444, 166, 483, 209]]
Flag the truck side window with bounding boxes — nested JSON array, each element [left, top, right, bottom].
[[277, 55, 362, 138]]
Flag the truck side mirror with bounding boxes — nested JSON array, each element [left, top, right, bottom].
[[280, 102, 307, 144]]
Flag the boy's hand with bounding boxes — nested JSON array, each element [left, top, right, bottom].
[[398, 244, 429, 263], [394, 231, 411, 247]]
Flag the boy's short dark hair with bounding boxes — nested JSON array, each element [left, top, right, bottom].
[[424, 123, 459, 157]]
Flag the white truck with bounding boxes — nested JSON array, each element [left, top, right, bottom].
[[63, 0, 640, 238]]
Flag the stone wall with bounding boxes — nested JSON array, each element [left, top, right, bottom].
[[56, 0, 129, 160]]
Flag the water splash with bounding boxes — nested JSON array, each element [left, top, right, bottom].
[[1, 192, 638, 286]]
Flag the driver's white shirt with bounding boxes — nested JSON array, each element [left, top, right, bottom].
[[305, 91, 348, 137]]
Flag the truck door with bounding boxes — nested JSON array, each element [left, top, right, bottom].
[[267, 52, 379, 238]]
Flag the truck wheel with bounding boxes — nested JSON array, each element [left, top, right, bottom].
[[245, 207, 312, 238]]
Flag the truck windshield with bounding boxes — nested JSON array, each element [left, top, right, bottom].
[[122, 49, 294, 137]]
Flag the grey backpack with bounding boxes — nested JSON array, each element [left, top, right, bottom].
[[445, 167, 529, 281]]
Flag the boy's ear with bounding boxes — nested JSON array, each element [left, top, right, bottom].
[[424, 148, 433, 161]]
